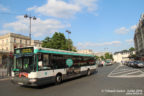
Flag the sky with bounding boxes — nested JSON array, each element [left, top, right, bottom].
[[0, 0, 144, 53]]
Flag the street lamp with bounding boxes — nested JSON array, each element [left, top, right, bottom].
[[104, 48, 108, 52], [24, 14, 36, 45], [66, 30, 71, 51]]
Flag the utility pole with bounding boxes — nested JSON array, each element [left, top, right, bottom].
[[24, 14, 36, 46], [66, 30, 71, 51]]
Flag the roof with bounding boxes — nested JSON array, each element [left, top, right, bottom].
[[114, 50, 131, 55], [34, 47, 94, 57]]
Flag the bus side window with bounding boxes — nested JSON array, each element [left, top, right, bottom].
[[52, 55, 66, 69], [43, 54, 51, 70], [38, 54, 51, 70]]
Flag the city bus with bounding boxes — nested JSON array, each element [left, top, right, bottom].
[[11, 47, 97, 86]]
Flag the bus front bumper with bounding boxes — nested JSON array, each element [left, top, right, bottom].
[[11, 77, 38, 86]]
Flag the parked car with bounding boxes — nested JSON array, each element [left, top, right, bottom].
[[133, 61, 144, 68], [123, 61, 129, 65], [126, 61, 135, 67]]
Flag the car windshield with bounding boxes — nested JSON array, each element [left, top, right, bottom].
[[14, 56, 36, 73]]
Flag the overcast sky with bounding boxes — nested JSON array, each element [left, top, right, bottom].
[[0, 0, 143, 53]]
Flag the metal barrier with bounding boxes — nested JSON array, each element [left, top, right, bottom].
[[0, 68, 8, 79], [0, 57, 13, 79]]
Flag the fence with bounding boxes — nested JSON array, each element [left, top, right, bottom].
[[0, 57, 13, 79], [0, 68, 8, 79]]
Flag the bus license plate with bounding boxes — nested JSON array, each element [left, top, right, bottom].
[[18, 82, 23, 85]]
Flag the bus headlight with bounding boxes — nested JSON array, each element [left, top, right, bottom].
[[29, 79, 37, 82]]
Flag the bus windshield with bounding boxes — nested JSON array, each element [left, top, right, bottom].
[[14, 56, 35, 73]]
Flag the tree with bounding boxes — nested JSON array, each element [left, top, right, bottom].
[[104, 52, 113, 60], [72, 46, 77, 52], [42, 32, 75, 51], [95, 56, 100, 60], [129, 47, 135, 52], [100, 56, 105, 60], [42, 37, 51, 48], [51, 32, 67, 49]]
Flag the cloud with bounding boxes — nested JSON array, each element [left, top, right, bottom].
[[77, 41, 121, 49], [1, 15, 69, 37], [115, 27, 129, 34], [115, 25, 137, 35], [0, 4, 9, 12], [0, 30, 11, 35], [73, 0, 98, 12], [28, 0, 98, 18], [125, 39, 133, 44], [130, 25, 137, 30]]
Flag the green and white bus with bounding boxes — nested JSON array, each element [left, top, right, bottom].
[[11, 47, 97, 86]]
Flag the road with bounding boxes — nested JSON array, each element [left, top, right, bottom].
[[0, 63, 144, 96]]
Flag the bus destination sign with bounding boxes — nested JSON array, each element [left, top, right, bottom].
[[21, 48, 33, 54], [15, 48, 33, 54]]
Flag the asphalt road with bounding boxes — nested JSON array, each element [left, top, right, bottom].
[[0, 63, 144, 96]]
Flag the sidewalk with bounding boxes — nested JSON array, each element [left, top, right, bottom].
[[0, 77, 10, 81], [0, 68, 9, 81]]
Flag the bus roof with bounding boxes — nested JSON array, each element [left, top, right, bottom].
[[32, 47, 94, 57]]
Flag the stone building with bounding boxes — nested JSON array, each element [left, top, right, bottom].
[[113, 51, 130, 63], [0, 33, 42, 66], [134, 14, 144, 59], [77, 49, 93, 54], [94, 52, 108, 57], [0, 33, 41, 52]]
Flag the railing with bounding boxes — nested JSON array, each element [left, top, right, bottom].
[[0, 68, 8, 79]]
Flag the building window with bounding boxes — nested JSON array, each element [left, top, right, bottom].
[[20, 40, 22, 44], [14, 38, 16, 43], [20, 45, 23, 48], [14, 45, 17, 49], [25, 40, 27, 44], [6, 39, 8, 43]]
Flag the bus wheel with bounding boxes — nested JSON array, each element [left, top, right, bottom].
[[55, 75, 62, 84], [87, 69, 91, 76]]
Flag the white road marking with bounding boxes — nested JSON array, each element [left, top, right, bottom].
[[108, 74, 144, 78], [107, 65, 144, 78], [125, 70, 141, 75], [107, 65, 122, 77], [110, 69, 138, 75]]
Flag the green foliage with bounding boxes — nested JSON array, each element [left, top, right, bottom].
[[42, 32, 75, 51], [95, 56, 99, 60], [129, 47, 135, 52], [104, 52, 113, 60], [100, 56, 105, 60]]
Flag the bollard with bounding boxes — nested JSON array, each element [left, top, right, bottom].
[[2, 71, 4, 78], [0, 72, 1, 78]]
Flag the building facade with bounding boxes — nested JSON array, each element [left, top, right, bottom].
[[0, 33, 42, 66], [134, 14, 144, 58], [113, 51, 135, 63], [0, 33, 42, 52], [94, 52, 109, 57], [77, 49, 93, 54]]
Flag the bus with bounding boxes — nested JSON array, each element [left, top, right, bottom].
[[11, 47, 97, 86]]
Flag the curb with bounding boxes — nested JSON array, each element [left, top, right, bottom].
[[0, 78, 10, 81]]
